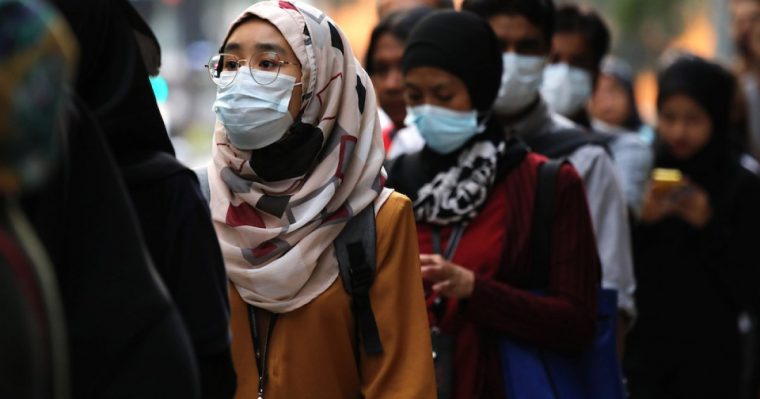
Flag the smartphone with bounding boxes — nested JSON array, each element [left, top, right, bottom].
[[651, 168, 684, 190]]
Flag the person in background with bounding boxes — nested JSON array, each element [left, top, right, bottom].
[[585, 55, 654, 219], [365, 6, 434, 157], [545, 4, 654, 219], [731, 0, 760, 161], [588, 56, 654, 143], [626, 54, 760, 399], [0, 1, 75, 397], [48, 1, 236, 397], [376, 0, 451, 19], [201, 1, 436, 398], [462, 0, 637, 329], [387, 10, 600, 398], [746, 19, 760, 166], [21, 0, 202, 396], [541, 3, 609, 128], [732, 0, 760, 72]]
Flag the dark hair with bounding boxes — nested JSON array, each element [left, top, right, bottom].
[[365, 6, 435, 75], [461, 0, 555, 46], [554, 4, 610, 74]]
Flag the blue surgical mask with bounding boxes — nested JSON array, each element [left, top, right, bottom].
[[541, 63, 593, 117], [212, 70, 301, 150], [493, 53, 546, 116], [404, 105, 484, 154]]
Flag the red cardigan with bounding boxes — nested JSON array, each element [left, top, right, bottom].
[[416, 153, 601, 399]]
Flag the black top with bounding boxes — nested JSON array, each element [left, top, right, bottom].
[[627, 156, 760, 398], [48, 1, 235, 396], [22, 96, 200, 398], [125, 169, 232, 357], [632, 158, 760, 338]]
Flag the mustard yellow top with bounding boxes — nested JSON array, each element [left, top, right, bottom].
[[229, 192, 437, 399]]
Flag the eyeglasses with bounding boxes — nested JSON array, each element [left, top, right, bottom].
[[205, 52, 300, 87]]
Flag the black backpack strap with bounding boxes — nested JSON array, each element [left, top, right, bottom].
[[527, 128, 613, 160], [528, 159, 563, 289], [334, 204, 383, 355]]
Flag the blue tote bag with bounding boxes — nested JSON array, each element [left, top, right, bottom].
[[498, 160, 625, 399], [499, 289, 624, 399]]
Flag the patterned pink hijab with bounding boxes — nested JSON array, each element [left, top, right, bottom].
[[208, 0, 390, 313]]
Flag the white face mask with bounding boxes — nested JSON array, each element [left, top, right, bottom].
[[492, 53, 546, 116], [212, 70, 301, 150], [540, 63, 593, 118]]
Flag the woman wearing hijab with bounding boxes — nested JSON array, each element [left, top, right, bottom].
[[588, 56, 643, 134], [24, 0, 234, 397], [365, 6, 434, 156], [624, 55, 760, 399], [586, 56, 654, 219], [201, 1, 436, 398], [49, 0, 236, 397], [385, 10, 601, 399]]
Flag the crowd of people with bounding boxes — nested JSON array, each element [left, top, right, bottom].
[[2, 0, 760, 398]]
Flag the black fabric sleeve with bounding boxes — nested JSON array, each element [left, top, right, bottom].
[[127, 171, 235, 398]]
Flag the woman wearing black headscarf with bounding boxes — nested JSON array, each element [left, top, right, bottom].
[[386, 10, 601, 399], [25, 0, 235, 397], [625, 55, 760, 399]]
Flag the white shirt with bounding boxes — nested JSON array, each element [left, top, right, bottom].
[[505, 100, 637, 317], [591, 119, 655, 218]]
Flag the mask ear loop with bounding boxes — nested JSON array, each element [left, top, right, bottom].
[[475, 110, 491, 133]]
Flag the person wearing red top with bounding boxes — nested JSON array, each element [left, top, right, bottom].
[[386, 10, 601, 398]]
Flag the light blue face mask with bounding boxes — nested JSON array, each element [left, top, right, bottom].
[[212, 70, 302, 150], [404, 105, 484, 154]]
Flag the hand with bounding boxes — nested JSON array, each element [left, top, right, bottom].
[[640, 182, 677, 223], [420, 254, 475, 299], [672, 181, 712, 228]]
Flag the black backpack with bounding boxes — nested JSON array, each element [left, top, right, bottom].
[[195, 169, 383, 357]]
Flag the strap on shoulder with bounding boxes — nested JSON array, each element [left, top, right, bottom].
[[527, 128, 613, 159], [528, 159, 562, 289], [334, 205, 383, 355]]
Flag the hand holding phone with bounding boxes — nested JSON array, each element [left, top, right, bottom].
[[644, 168, 712, 227], [642, 168, 685, 223]]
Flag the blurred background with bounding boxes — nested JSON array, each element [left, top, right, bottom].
[[130, 0, 735, 167]]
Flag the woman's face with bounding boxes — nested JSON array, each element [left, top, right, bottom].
[[369, 33, 406, 128], [225, 19, 303, 119], [403, 66, 472, 112], [657, 94, 712, 160], [588, 74, 631, 127]]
